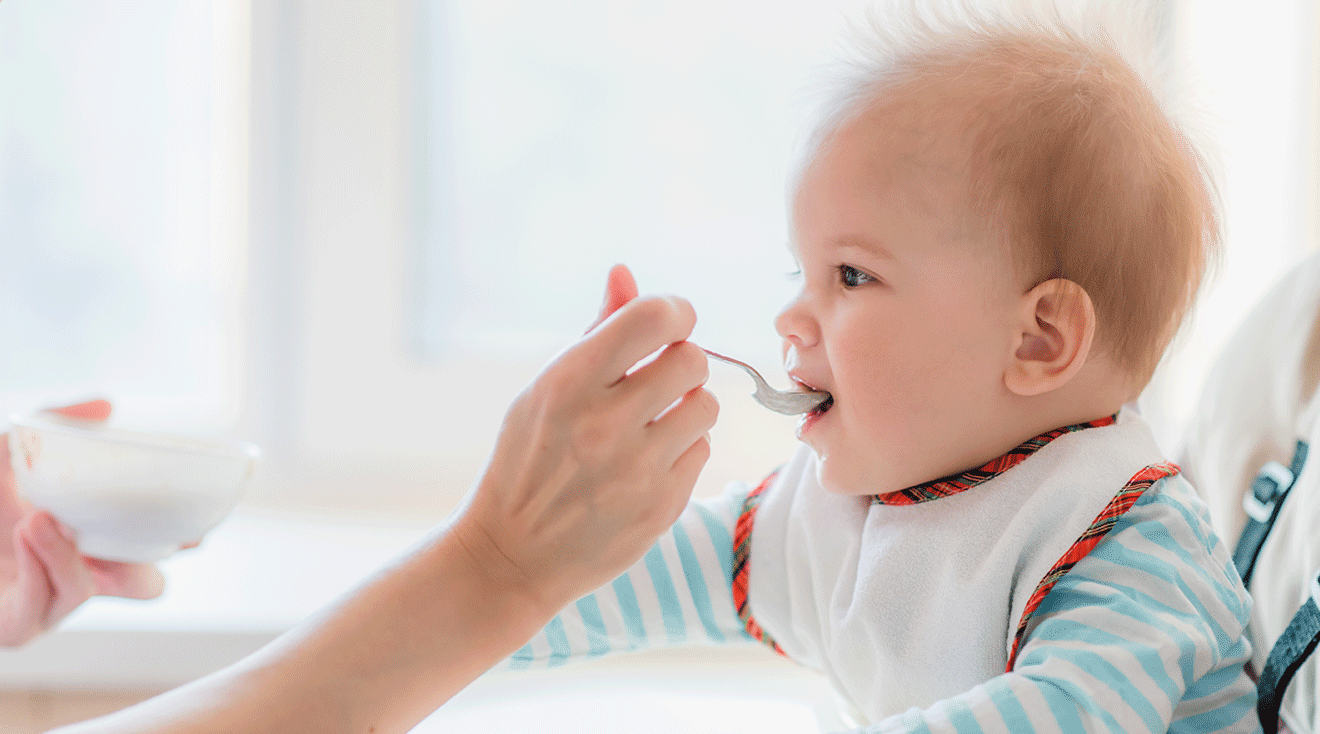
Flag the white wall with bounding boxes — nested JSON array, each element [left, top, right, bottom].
[[1142, 0, 1320, 454]]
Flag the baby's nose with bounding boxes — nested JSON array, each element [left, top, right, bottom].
[[774, 296, 819, 349]]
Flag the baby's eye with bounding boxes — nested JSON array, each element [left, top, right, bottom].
[[786, 268, 803, 281], [836, 264, 874, 288]]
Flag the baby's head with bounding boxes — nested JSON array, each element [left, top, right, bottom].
[[777, 3, 1216, 495]]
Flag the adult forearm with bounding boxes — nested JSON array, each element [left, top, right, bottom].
[[51, 278, 715, 734], [53, 525, 552, 734]]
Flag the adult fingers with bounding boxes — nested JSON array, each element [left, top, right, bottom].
[[662, 434, 713, 522], [584, 264, 639, 334], [615, 341, 710, 423], [0, 427, 18, 510], [44, 399, 113, 422], [647, 386, 719, 466], [86, 558, 165, 600], [0, 528, 54, 646], [20, 513, 96, 626], [579, 295, 697, 387]]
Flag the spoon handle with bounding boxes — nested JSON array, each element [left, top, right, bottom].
[[702, 348, 831, 415], [701, 349, 773, 392]]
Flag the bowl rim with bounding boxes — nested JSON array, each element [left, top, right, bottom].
[[9, 412, 261, 462]]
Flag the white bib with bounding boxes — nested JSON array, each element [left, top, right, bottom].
[[747, 409, 1167, 723]]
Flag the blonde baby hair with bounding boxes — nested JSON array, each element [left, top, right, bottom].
[[800, 0, 1219, 388]]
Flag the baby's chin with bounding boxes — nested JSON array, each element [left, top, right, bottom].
[[810, 450, 894, 497], [810, 440, 946, 496]]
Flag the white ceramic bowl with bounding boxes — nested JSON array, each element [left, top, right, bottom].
[[8, 413, 260, 563]]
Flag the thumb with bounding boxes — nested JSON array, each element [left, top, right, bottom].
[[585, 264, 639, 333]]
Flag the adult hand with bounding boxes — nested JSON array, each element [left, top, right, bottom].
[[453, 263, 718, 617], [51, 265, 720, 734], [0, 400, 165, 646]]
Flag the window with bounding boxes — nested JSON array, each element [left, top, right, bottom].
[[414, 0, 876, 363], [245, 0, 881, 512], [0, 0, 248, 433], [2, 0, 1316, 510]]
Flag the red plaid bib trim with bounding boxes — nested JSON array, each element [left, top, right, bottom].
[[732, 471, 787, 657], [1005, 461, 1180, 670], [873, 415, 1118, 506]]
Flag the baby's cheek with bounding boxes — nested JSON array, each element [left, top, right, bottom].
[[929, 304, 1009, 376], [849, 387, 925, 462]]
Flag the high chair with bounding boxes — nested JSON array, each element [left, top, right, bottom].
[[1181, 251, 1320, 734]]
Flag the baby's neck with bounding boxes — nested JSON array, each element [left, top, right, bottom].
[[993, 358, 1131, 460], [925, 359, 1131, 489]]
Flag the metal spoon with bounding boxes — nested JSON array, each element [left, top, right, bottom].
[[703, 349, 832, 415]]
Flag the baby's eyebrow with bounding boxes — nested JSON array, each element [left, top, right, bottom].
[[835, 236, 896, 260]]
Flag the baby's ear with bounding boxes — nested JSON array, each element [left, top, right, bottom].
[[1005, 279, 1096, 397]]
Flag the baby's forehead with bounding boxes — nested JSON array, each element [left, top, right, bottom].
[[797, 98, 987, 231], [813, 88, 981, 180]]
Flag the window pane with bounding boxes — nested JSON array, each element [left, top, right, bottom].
[[0, 0, 239, 430], [417, 0, 873, 373]]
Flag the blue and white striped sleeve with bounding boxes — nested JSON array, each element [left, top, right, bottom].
[[858, 475, 1259, 734], [500, 486, 755, 670]]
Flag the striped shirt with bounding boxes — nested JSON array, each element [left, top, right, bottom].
[[502, 456, 1256, 732]]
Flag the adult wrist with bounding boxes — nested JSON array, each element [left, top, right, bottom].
[[445, 514, 564, 627]]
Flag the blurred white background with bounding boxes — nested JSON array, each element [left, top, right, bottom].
[[1, 0, 1316, 512], [0, 0, 1316, 731]]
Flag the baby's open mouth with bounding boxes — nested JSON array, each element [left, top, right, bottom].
[[795, 379, 833, 416], [808, 394, 834, 417]]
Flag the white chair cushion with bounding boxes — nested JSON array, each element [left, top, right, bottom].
[[1181, 250, 1320, 733]]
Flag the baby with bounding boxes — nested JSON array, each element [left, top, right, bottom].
[[501, 5, 1255, 733]]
